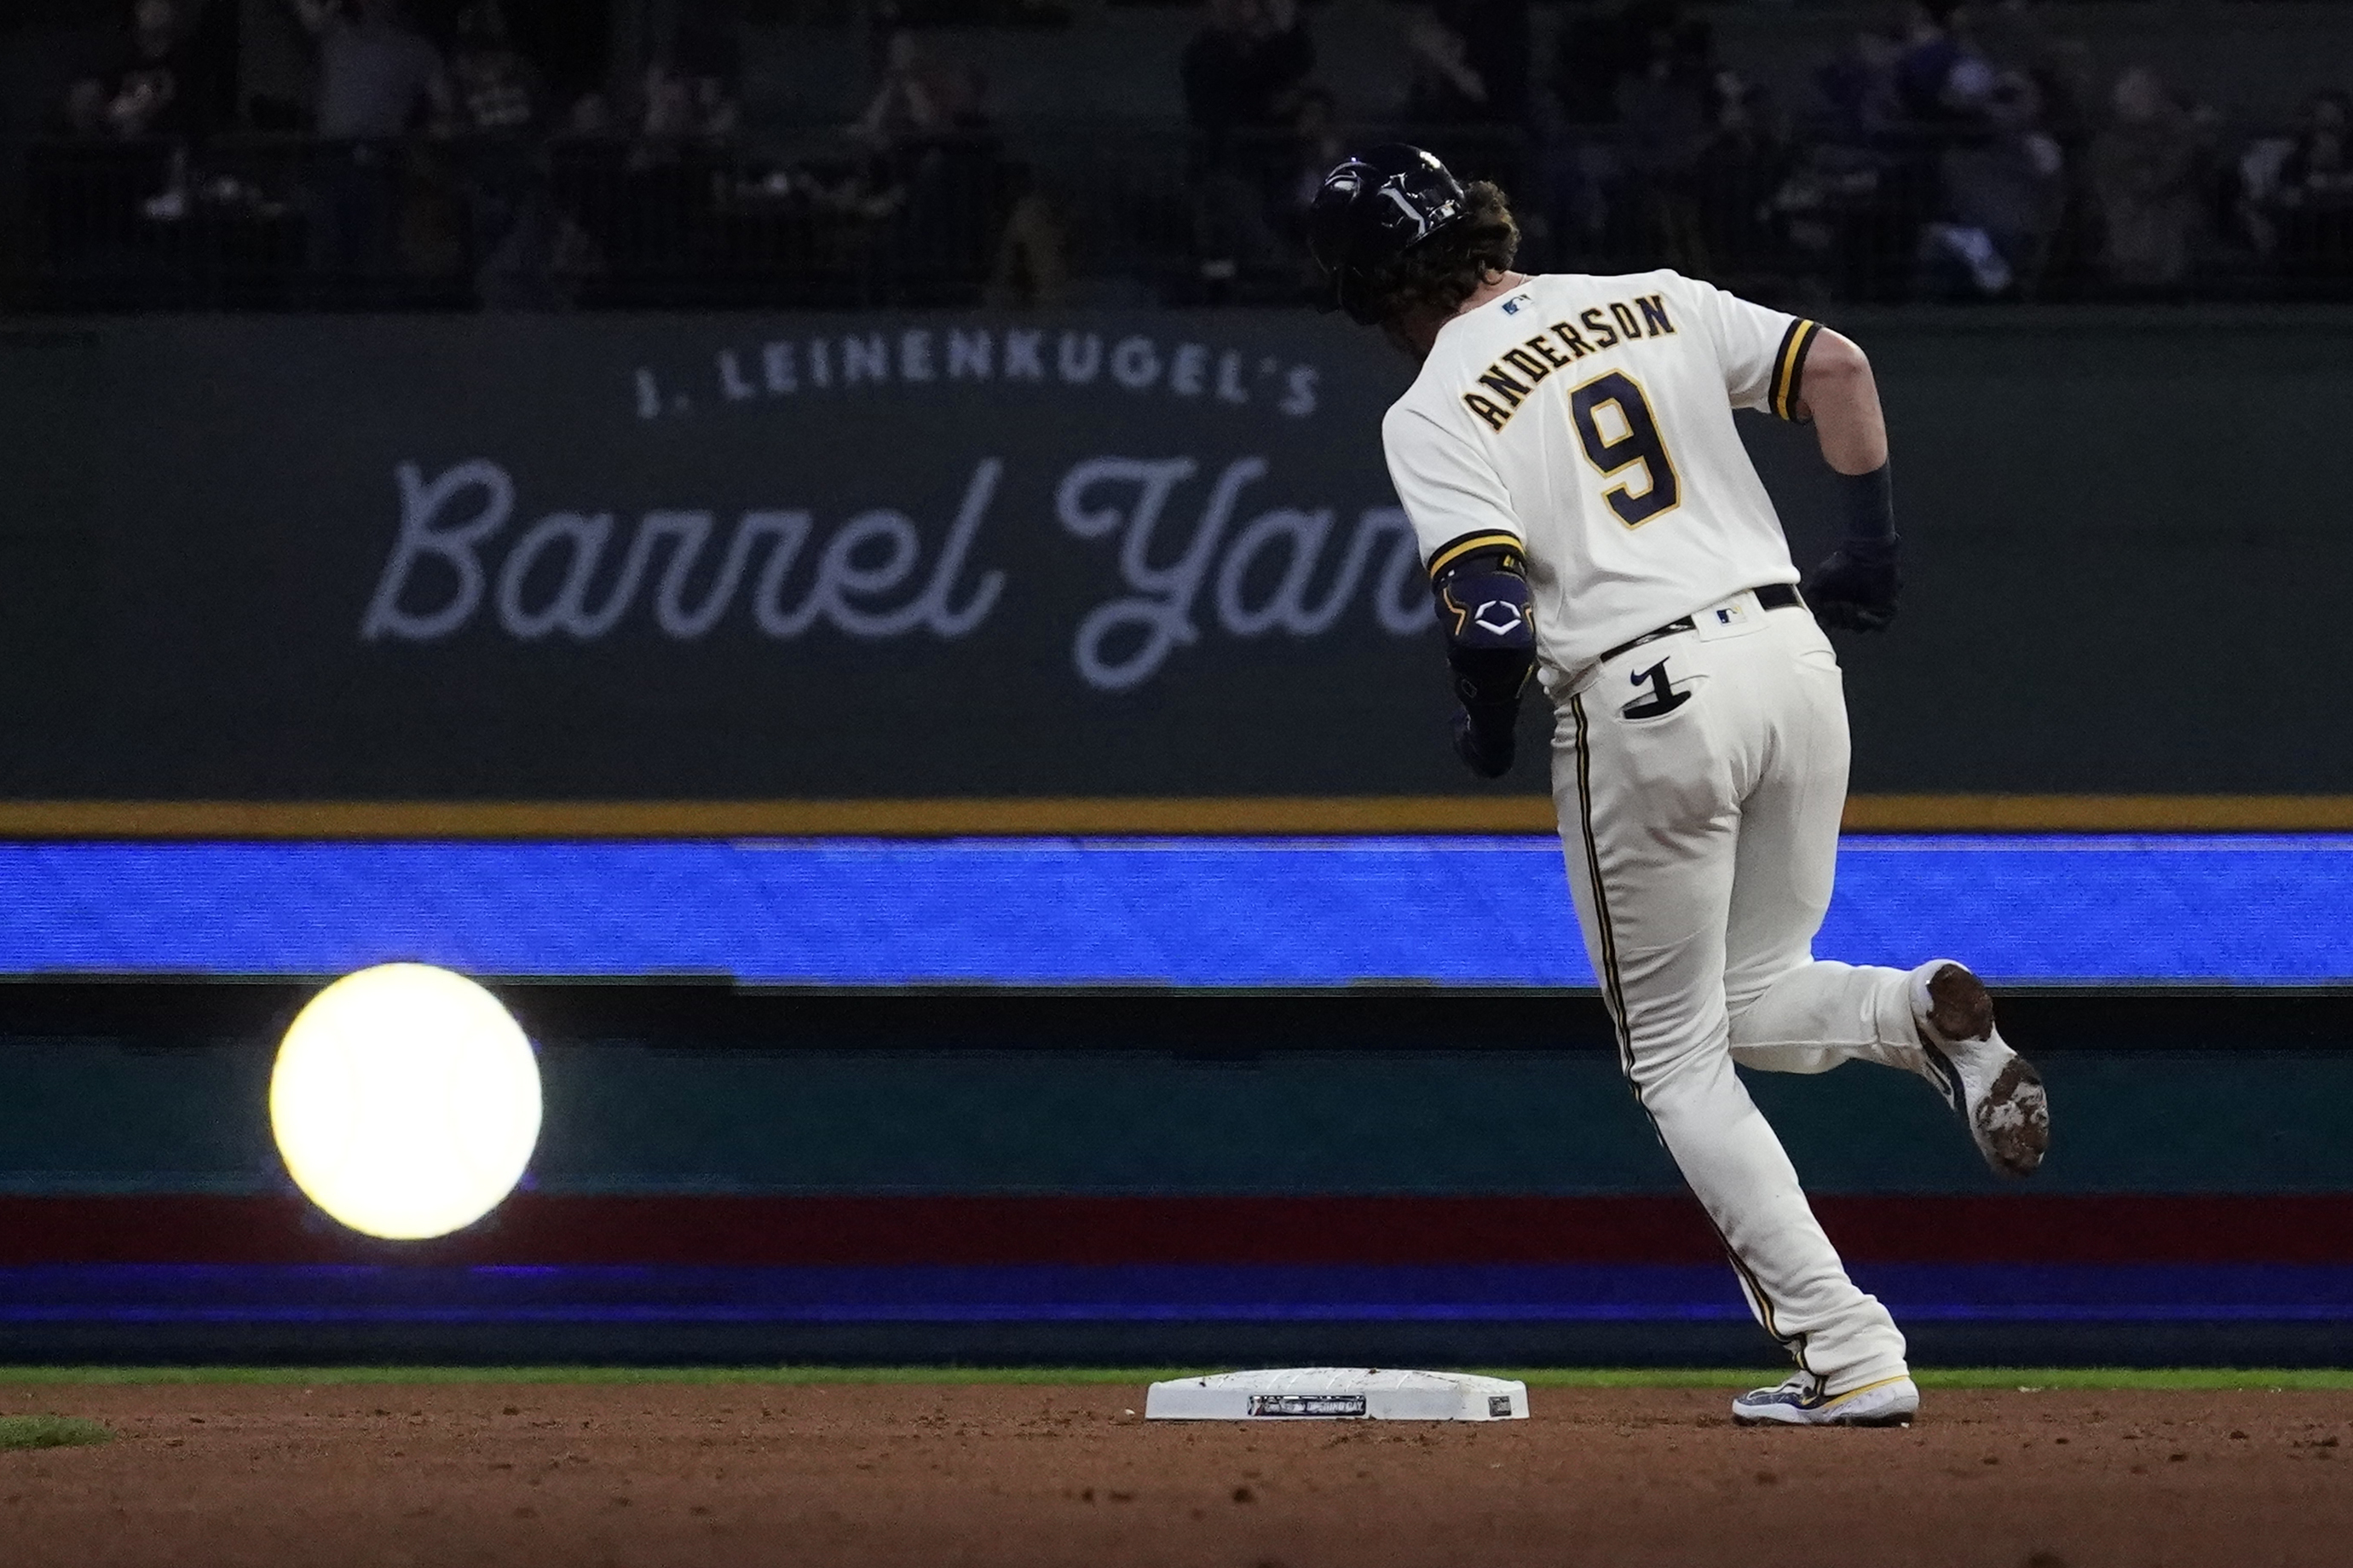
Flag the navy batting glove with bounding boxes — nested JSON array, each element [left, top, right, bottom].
[[1802, 536, 1900, 633], [1451, 704, 1517, 779]]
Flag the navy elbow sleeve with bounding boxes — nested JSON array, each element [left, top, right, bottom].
[[1433, 551, 1535, 710]]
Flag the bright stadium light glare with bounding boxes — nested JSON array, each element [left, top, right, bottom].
[[269, 963, 541, 1242]]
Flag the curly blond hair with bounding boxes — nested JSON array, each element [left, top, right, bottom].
[[1356, 181, 1520, 324]]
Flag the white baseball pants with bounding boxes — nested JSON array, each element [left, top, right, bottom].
[[1545, 589, 1922, 1392]]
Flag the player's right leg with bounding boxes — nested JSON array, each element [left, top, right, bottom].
[[1714, 615, 1921, 1076], [1717, 609, 2049, 1178]]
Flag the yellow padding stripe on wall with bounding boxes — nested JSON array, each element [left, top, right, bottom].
[[0, 796, 2341, 839]]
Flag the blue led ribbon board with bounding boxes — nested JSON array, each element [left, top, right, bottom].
[[0, 835, 2341, 985]]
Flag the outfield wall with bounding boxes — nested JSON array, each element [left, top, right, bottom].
[[3, 985, 2349, 1366], [0, 308, 2347, 812], [0, 836, 2341, 983]]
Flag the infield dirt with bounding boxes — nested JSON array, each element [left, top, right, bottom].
[[3, 1381, 2347, 1567]]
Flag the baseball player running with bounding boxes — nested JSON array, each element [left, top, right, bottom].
[[1308, 147, 2050, 1427]]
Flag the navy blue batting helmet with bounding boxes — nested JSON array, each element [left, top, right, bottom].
[[1306, 144, 1468, 326]]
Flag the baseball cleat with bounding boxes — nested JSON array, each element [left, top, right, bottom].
[[1914, 961, 2049, 1179], [1732, 1373, 1919, 1427]]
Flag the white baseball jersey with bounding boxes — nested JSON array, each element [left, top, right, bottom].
[[1381, 269, 1821, 672]]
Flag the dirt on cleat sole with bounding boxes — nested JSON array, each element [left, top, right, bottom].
[[1925, 964, 1995, 1041], [1976, 1055, 2050, 1178]]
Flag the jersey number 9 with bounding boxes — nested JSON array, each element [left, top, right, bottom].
[[1569, 372, 1681, 527]]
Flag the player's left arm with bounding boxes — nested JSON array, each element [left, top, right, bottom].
[[1790, 329, 1899, 633], [1383, 404, 1537, 780], [1432, 539, 1535, 779]]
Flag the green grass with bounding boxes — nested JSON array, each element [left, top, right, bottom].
[[0, 1367, 2347, 1392], [1507, 1368, 2353, 1392], [0, 1367, 1196, 1387], [0, 1415, 112, 1451], [1918, 1369, 2353, 1392]]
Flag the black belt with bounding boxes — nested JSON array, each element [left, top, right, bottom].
[[1600, 583, 1805, 665]]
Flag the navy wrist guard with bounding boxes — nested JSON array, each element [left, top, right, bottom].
[[1834, 461, 1895, 545]]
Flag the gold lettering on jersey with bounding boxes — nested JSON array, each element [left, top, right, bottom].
[[1462, 295, 1675, 433], [1474, 366, 1530, 408], [1499, 347, 1553, 385], [1463, 392, 1514, 430], [1525, 335, 1573, 371]]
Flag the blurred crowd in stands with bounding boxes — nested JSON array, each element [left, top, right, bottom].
[[16, 0, 2353, 310], [1177, 0, 2353, 306]]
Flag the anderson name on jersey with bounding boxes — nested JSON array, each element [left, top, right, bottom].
[[1381, 268, 1823, 674]]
